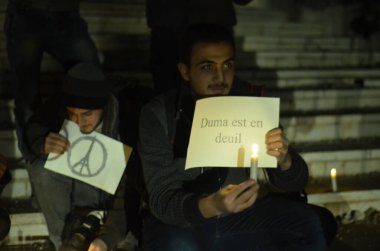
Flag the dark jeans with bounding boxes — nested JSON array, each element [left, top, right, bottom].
[[0, 207, 10, 242], [142, 196, 327, 251], [4, 2, 99, 155], [149, 27, 181, 94], [28, 163, 108, 250]]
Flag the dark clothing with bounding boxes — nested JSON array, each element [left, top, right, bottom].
[[95, 85, 154, 248], [139, 86, 308, 226], [146, 0, 252, 29], [0, 208, 10, 242], [143, 197, 325, 251], [4, 0, 99, 155], [0, 157, 11, 242], [9, 0, 79, 11], [24, 94, 125, 249], [138, 85, 327, 250]]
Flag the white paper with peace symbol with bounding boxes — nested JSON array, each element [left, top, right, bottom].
[[44, 120, 132, 194]]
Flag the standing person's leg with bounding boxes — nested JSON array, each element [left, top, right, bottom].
[[4, 3, 44, 155], [47, 11, 100, 72], [212, 196, 326, 251], [28, 164, 73, 250], [149, 27, 181, 94]]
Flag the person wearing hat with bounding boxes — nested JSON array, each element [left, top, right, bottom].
[[23, 63, 129, 250]]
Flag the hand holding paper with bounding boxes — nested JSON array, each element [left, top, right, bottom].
[[44, 132, 70, 155], [265, 128, 291, 170], [44, 120, 132, 194], [186, 96, 280, 169]]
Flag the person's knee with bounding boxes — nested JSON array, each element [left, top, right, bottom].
[[308, 204, 337, 245], [291, 202, 327, 249], [143, 223, 203, 251], [165, 236, 201, 251]]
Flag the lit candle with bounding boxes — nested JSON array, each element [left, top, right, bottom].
[[250, 144, 259, 180], [330, 168, 337, 192]]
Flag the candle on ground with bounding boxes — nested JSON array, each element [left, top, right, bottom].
[[330, 168, 338, 192]]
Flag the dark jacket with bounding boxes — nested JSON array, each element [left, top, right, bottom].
[[9, 0, 79, 12], [146, 0, 253, 29], [138, 84, 309, 227], [24, 93, 128, 248]]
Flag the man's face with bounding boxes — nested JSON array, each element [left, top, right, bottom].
[[179, 42, 235, 99], [66, 107, 103, 133]]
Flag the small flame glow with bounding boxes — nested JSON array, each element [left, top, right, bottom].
[[251, 144, 259, 158], [330, 168, 337, 178]]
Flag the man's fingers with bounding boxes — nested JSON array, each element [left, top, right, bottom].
[[226, 180, 256, 199], [265, 128, 282, 139], [44, 133, 70, 154], [234, 189, 259, 213], [235, 183, 259, 204]]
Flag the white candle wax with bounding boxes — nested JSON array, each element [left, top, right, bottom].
[[250, 144, 258, 180], [330, 168, 337, 192]]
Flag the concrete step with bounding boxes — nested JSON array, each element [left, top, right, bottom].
[[3, 212, 49, 246], [300, 147, 380, 178], [242, 36, 373, 52], [282, 111, 380, 143], [308, 189, 380, 217], [1, 167, 32, 199], [0, 131, 22, 160], [235, 21, 332, 37], [239, 68, 380, 88], [237, 51, 380, 69], [270, 87, 380, 112]]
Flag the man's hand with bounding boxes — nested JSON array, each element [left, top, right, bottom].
[[265, 128, 291, 170], [87, 238, 107, 251], [43, 132, 70, 154], [199, 179, 259, 218]]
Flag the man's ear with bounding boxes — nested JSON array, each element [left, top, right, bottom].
[[178, 62, 190, 82]]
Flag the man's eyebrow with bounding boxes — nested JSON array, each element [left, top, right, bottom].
[[196, 60, 214, 66], [195, 57, 235, 66]]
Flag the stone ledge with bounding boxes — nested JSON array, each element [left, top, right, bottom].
[[295, 138, 380, 153], [2, 213, 49, 246], [308, 189, 380, 216]]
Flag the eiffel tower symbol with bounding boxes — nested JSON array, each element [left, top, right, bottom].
[[72, 136, 97, 176]]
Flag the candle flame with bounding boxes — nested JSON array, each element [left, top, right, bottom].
[[330, 168, 337, 178], [251, 144, 259, 158]]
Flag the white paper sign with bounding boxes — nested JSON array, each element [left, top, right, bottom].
[[185, 96, 279, 169], [44, 120, 132, 194]]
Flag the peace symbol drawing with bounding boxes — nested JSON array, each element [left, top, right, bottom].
[[45, 119, 130, 194], [67, 136, 107, 177]]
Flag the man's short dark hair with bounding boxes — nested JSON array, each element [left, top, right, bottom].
[[179, 23, 235, 66]]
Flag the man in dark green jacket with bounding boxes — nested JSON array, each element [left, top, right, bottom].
[[138, 23, 327, 251], [24, 63, 127, 250]]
